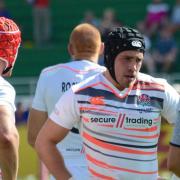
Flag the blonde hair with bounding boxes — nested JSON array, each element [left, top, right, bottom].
[[69, 23, 102, 59]]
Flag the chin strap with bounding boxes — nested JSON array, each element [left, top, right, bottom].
[[2, 66, 12, 74]]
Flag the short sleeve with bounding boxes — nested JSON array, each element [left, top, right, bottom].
[[0, 85, 15, 112], [32, 71, 47, 111], [50, 88, 80, 129], [170, 102, 180, 146], [161, 82, 180, 124]]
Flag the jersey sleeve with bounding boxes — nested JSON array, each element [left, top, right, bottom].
[[50, 88, 80, 129], [161, 82, 180, 124], [0, 85, 16, 112], [170, 101, 180, 146], [32, 71, 47, 111]]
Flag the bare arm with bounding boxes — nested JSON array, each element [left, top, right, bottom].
[[167, 145, 180, 177], [0, 105, 19, 180], [35, 118, 72, 180], [27, 108, 48, 147], [168, 145, 180, 177], [167, 109, 180, 178]]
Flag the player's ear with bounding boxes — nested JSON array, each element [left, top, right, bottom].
[[0, 59, 12, 77], [68, 43, 74, 56], [99, 42, 104, 55]]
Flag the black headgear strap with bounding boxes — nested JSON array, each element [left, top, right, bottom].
[[2, 66, 12, 74]]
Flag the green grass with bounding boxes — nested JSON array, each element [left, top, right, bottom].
[[17, 125, 38, 178]]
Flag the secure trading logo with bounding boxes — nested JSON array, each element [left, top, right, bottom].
[[116, 113, 126, 128], [91, 117, 116, 123], [126, 117, 153, 127], [87, 113, 153, 129]]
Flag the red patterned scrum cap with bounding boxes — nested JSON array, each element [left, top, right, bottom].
[[0, 17, 21, 74]]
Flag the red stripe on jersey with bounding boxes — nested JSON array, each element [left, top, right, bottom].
[[83, 131, 156, 155], [80, 106, 117, 115], [116, 113, 122, 128], [120, 114, 126, 128], [82, 117, 90, 123], [80, 146, 85, 154], [98, 124, 114, 128], [87, 154, 158, 174], [88, 167, 116, 180], [133, 81, 165, 91], [124, 126, 158, 132], [43, 65, 98, 74]]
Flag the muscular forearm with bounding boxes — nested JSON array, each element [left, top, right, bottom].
[[167, 145, 180, 177], [167, 117, 180, 177], [0, 129, 19, 180], [35, 140, 72, 180], [27, 109, 48, 148]]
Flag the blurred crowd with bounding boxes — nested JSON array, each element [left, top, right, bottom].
[[80, 0, 179, 75], [2, 0, 179, 76], [15, 102, 29, 126]]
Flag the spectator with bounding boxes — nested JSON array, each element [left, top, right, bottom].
[[171, 0, 180, 33], [0, 0, 11, 19], [99, 8, 122, 41], [152, 25, 178, 73], [30, 0, 51, 47], [98, 8, 122, 66], [81, 10, 100, 28], [137, 21, 155, 74], [144, 0, 170, 37], [15, 102, 29, 125]]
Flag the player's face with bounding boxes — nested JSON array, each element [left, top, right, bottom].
[[114, 50, 143, 90]]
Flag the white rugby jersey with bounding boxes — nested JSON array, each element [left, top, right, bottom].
[[32, 60, 105, 166], [0, 77, 16, 179], [50, 72, 180, 180]]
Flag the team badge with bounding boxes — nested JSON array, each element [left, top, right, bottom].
[[138, 94, 151, 106]]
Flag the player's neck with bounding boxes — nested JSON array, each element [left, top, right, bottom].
[[74, 54, 98, 63], [104, 70, 129, 91]]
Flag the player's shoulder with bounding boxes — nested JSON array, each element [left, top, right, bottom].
[[137, 72, 177, 94], [41, 62, 67, 74], [71, 72, 102, 92], [62, 60, 106, 73], [41, 60, 105, 76], [138, 72, 168, 85], [0, 77, 15, 96], [38, 61, 72, 79], [80, 60, 106, 71]]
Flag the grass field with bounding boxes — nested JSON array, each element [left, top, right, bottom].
[[17, 124, 39, 179]]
